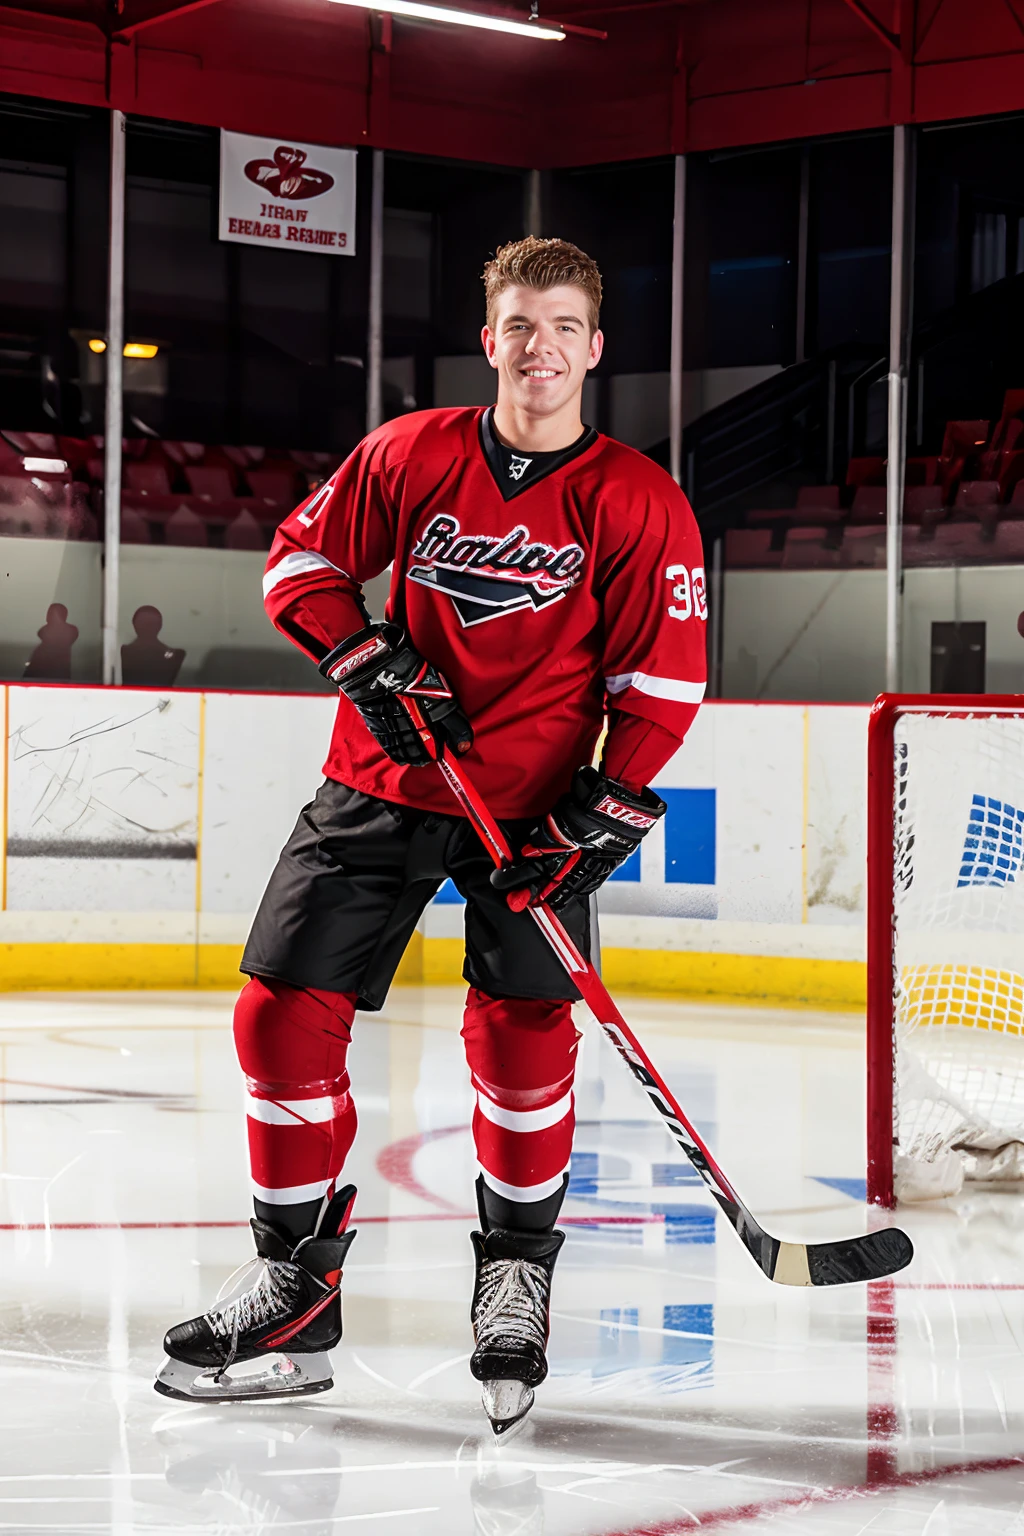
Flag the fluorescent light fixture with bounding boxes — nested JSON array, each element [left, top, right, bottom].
[[23, 457, 67, 473], [326, 0, 565, 40]]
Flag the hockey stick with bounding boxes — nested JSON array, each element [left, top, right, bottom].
[[401, 699, 913, 1287]]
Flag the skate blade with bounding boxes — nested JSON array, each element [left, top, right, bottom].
[[481, 1379, 535, 1442], [154, 1351, 334, 1404]]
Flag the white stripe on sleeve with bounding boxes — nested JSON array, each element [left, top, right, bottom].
[[263, 550, 349, 598], [605, 671, 706, 703], [475, 1089, 573, 1134]]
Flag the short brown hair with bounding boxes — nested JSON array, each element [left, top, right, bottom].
[[483, 237, 602, 333]]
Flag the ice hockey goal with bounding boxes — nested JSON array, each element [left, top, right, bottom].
[[868, 694, 1024, 1207]]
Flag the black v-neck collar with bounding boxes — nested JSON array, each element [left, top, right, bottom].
[[478, 407, 599, 502]]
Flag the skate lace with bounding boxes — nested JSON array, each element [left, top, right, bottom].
[[474, 1259, 549, 1353], [205, 1258, 301, 1342]]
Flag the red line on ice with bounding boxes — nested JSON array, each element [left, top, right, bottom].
[[598, 1455, 1024, 1534], [374, 1124, 469, 1211]]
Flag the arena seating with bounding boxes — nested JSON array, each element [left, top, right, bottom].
[[727, 390, 1024, 567], [723, 529, 784, 568], [0, 429, 334, 546]]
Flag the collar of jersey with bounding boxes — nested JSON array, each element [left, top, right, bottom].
[[478, 407, 599, 502]]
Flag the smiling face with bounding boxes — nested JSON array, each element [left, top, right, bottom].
[[482, 283, 603, 425]]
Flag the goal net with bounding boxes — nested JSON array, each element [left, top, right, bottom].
[[868, 697, 1024, 1206]]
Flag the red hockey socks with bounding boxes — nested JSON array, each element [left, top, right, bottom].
[[461, 987, 581, 1233], [233, 976, 358, 1243]]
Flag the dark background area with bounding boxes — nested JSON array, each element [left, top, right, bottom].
[[3, 89, 1024, 476]]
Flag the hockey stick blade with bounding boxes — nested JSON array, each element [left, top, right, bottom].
[[399, 701, 914, 1288]]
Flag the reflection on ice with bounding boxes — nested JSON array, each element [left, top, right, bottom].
[[2, 990, 1024, 1531]]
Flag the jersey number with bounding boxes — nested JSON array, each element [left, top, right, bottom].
[[296, 480, 333, 529], [665, 564, 707, 622]]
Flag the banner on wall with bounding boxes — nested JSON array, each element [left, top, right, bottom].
[[219, 130, 356, 255]]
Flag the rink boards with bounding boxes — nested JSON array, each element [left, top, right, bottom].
[[0, 683, 868, 1003]]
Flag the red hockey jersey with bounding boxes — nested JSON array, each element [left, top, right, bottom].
[[264, 407, 707, 817]]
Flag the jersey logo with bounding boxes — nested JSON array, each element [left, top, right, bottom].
[[507, 453, 532, 482], [407, 514, 585, 628]]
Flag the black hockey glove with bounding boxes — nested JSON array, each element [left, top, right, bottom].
[[319, 621, 473, 767], [491, 765, 666, 913]]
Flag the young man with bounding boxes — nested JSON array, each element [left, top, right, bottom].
[[156, 237, 707, 1436]]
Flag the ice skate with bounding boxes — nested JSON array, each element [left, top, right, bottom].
[[469, 1226, 564, 1441], [155, 1186, 357, 1403]]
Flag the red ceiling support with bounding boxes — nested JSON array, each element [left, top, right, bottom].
[[670, 9, 687, 152], [890, 0, 916, 122], [114, 0, 228, 40], [365, 10, 392, 147], [838, 0, 902, 53]]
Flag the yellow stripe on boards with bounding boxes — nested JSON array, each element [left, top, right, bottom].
[[602, 948, 865, 1009], [383, 939, 865, 1007], [0, 944, 245, 991], [0, 938, 866, 1008]]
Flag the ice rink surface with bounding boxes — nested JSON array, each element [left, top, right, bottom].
[[1, 986, 1023, 1534]]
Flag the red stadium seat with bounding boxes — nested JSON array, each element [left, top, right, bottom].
[[184, 465, 237, 501], [781, 527, 842, 568], [903, 486, 943, 525], [792, 506, 844, 527], [164, 505, 208, 547], [223, 445, 263, 471], [247, 469, 301, 510], [847, 456, 886, 487], [905, 522, 988, 566], [724, 529, 783, 568], [905, 456, 940, 486], [997, 447, 1024, 502], [980, 417, 1023, 476], [163, 440, 205, 470], [952, 479, 1000, 539], [939, 419, 990, 499], [119, 505, 151, 544], [957, 480, 1000, 508], [992, 520, 1024, 561], [796, 485, 841, 511], [125, 461, 173, 497], [745, 509, 789, 528], [849, 486, 888, 524], [225, 508, 266, 550], [842, 527, 886, 567], [2, 430, 60, 456], [57, 436, 94, 476]]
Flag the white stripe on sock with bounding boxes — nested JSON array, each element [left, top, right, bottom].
[[251, 1177, 334, 1204], [245, 1092, 339, 1126], [478, 1164, 570, 1203], [475, 1088, 573, 1134]]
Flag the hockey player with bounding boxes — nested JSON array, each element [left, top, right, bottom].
[[156, 236, 707, 1436]]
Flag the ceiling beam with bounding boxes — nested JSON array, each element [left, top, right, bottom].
[[0, 3, 103, 32], [837, 0, 901, 54], [113, 0, 229, 39]]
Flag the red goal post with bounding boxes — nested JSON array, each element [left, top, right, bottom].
[[867, 693, 1024, 1209]]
